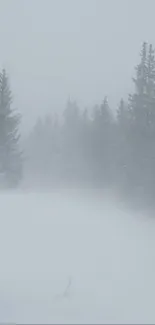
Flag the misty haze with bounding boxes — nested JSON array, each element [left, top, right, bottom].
[[1, 0, 155, 324]]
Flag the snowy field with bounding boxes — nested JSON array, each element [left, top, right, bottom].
[[0, 189, 155, 324]]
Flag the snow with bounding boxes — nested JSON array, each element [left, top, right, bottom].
[[0, 190, 155, 323]]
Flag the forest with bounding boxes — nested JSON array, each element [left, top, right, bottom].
[[1, 42, 155, 209]]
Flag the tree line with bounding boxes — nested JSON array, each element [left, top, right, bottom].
[[1, 42, 155, 208]]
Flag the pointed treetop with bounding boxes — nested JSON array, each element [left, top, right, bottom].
[[132, 42, 148, 95]]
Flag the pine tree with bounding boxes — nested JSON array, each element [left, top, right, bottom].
[[117, 98, 128, 125], [91, 97, 114, 187], [0, 69, 22, 188], [126, 42, 155, 202], [145, 44, 155, 199], [62, 99, 81, 184], [80, 108, 92, 185], [116, 99, 129, 188]]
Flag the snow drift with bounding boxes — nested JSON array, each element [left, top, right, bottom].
[[0, 190, 155, 324]]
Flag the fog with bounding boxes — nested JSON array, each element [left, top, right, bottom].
[[0, 0, 155, 323], [0, 190, 155, 324], [0, 0, 154, 132]]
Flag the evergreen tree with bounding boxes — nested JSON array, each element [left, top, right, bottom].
[[116, 99, 130, 188], [91, 97, 114, 187], [79, 108, 92, 185], [24, 117, 43, 183], [62, 99, 81, 184], [126, 42, 155, 202], [145, 44, 155, 198], [0, 69, 22, 188]]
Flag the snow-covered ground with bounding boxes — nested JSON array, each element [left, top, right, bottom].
[[0, 189, 155, 324]]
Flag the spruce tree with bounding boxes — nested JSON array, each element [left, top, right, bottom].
[[62, 99, 81, 184], [0, 69, 22, 188], [127, 42, 155, 202], [145, 44, 155, 198], [116, 99, 130, 188], [91, 97, 113, 187]]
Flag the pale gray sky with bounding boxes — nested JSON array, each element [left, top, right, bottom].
[[0, 0, 154, 132]]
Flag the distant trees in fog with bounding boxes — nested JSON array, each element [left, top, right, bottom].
[[2, 41, 155, 208], [116, 42, 155, 205], [0, 69, 22, 188], [24, 42, 155, 206]]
